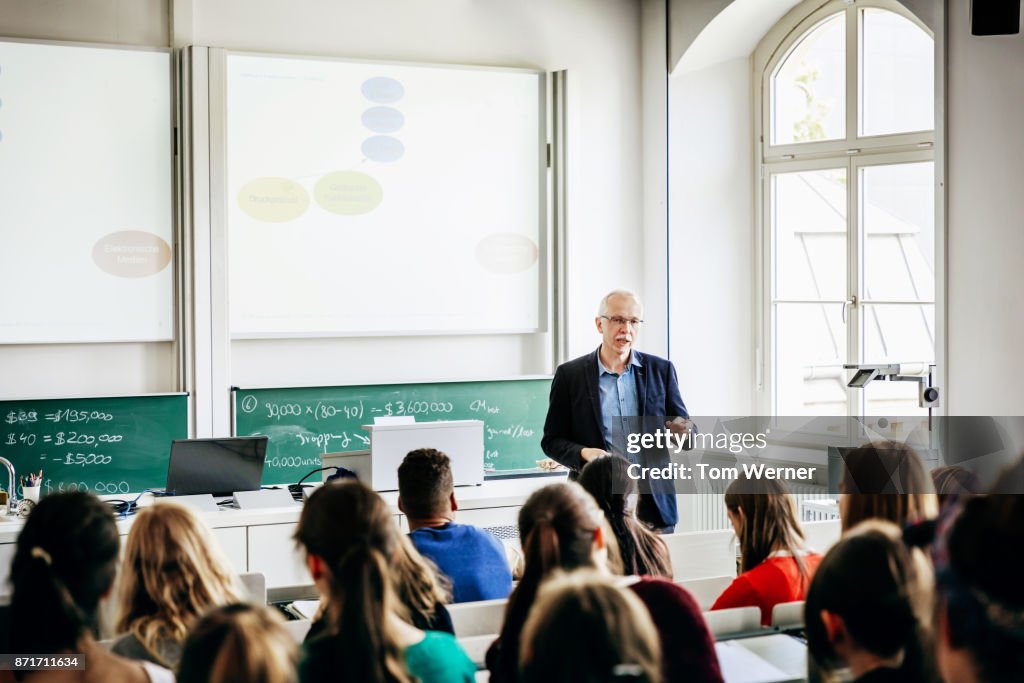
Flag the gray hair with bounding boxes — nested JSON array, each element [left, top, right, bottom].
[[597, 290, 643, 317]]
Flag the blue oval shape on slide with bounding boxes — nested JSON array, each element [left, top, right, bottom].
[[362, 135, 405, 162], [361, 77, 405, 104], [361, 106, 405, 133]]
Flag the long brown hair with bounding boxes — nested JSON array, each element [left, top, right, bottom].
[[294, 481, 411, 683], [9, 491, 120, 672], [117, 502, 243, 666], [491, 483, 604, 683], [520, 570, 662, 683], [805, 520, 936, 683], [724, 477, 809, 578], [579, 455, 673, 578], [839, 440, 939, 532]]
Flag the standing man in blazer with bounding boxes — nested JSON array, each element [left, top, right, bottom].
[[542, 289, 691, 533]]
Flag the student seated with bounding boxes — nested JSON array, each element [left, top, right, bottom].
[[486, 482, 723, 683], [520, 570, 662, 683], [805, 520, 936, 683], [711, 477, 822, 625], [579, 455, 673, 578], [397, 448, 512, 602], [839, 440, 939, 532], [295, 480, 475, 683], [935, 488, 1024, 683], [177, 603, 298, 683], [0, 491, 173, 683], [113, 502, 244, 668]]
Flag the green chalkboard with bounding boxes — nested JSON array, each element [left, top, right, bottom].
[[233, 378, 552, 484], [0, 394, 188, 497]]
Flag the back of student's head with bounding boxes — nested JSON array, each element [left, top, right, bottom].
[[294, 480, 409, 683], [724, 476, 807, 575], [494, 483, 607, 682], [805, 520, 933, 682], [520, 570, 662, 683], [937, 493, 1024, 683], [518, 482, 606, 586], [840, 440, 938, 531], [397, 447, 452, 519], [931, 466, 982, 507], [117, 502, 242, 661], [579, 456, 672, 578], [9, 490, 120, 656], [177, 603, 297, 683]]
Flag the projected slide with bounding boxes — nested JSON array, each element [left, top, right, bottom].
[[0, 41, 173, 344], [226, 54, 544, 337]]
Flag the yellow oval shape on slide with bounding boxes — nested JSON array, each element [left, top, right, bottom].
[[475, 233, 539, 274], [92, 231, 172, 278], [314, 171, 383, 215], [238, 177, 310, 222]]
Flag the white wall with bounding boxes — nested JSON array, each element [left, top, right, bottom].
[[668, 57, 754, 415], [945, 0, 1024, 414], [0, 0, 167, 46], [641, 0, 670, 358]]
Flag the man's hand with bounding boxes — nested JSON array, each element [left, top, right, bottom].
[[665, 417, 692, 444], [580, 447, 610, 464]]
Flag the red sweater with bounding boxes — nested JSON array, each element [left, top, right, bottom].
[[711, 554, 822, 625]]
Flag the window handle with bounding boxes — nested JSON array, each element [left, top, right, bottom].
[[842, 295, 858, 324]]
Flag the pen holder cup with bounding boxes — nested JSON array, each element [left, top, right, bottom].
[[22, 486, 40, 504]]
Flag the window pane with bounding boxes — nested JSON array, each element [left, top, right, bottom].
[[773, 168, 847, 300], [772, 12, 845, 145], [861, 9, 934, 136], [775, 303, 847, 416], [862, 162, 934, 301], [861, 303, 934, 364], [863, 380, 928, 417], [861, 302, 933, 416]]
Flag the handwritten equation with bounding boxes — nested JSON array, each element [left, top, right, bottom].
[[237, 385, 546, 474], [1, 394, 188, 496]]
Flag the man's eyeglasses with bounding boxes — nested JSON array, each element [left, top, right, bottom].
[[601, 315, 643, 328]]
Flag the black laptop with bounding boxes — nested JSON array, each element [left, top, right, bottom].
[[165, 436, 269, 497]]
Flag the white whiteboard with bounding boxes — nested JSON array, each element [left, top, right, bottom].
[[224, 53, 545, 337], [0, 40, 173, 344]]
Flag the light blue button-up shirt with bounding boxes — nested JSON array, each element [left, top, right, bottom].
[[597, 352, 642, 459]]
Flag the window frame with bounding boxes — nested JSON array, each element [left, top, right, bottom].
[[753, 0, 937, 416]]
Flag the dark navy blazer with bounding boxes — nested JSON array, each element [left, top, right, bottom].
[[541, 347, 690, 527]]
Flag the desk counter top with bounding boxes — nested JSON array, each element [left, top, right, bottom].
[[0, 472, 564, 544]]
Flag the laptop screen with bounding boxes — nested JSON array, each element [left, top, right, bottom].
[[165, 436, 269, 497]]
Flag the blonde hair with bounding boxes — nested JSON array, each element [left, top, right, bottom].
[[116, 502, 243, 666], [178, 603, 297, 683], [520, 570, 662, 683], [391, 533, 450, 624]]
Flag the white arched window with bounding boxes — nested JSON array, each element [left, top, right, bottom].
[[755, 0, 935, 416]]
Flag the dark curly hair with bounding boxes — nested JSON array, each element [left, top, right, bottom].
[[397, 448, 453, 519]]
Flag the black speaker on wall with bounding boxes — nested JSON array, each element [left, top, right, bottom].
[[971, 0, 1020, 35]]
